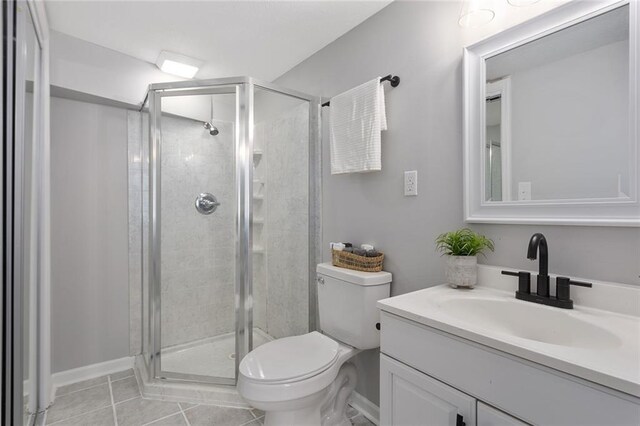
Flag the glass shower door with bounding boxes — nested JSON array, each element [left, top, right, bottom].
[[144, 78, 320, 388], [150, 86, 244, 384]]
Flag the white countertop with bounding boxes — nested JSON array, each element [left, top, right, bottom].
[[377, 265, 640, 398]]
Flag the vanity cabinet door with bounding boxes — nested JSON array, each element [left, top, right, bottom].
[[381, 354, 476, 426], [477, 402, 528, 426]]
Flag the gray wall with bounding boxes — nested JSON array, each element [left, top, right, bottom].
[[275, 1, 466, 404], [274, 0, 640, 405], [51, 96, 130, 372], [127, 111, 146, 356]]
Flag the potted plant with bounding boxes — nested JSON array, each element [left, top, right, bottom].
[[435, 228, 494, 288]]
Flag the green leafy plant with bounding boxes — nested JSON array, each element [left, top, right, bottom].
[[435, 228, 495, 257]]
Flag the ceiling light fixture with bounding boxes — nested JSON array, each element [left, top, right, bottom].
[[459, 0, 495, 28], [155, 51, 203, 79]]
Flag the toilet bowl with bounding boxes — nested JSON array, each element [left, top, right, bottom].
[[238, 332, 360, 426], [237, 263, 392, 426]]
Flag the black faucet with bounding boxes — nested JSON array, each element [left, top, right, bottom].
[[501, 233, 592, 309], [527, 233, 550, 297]]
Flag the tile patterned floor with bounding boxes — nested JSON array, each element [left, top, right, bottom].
[[37, 369, 375, 426]]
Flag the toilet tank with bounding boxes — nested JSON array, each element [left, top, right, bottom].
[[316, 262, 392, 350]]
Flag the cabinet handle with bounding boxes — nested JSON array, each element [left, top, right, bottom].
[[456, 414, 466, 426]]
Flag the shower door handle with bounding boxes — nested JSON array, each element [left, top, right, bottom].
[[195, 193, 220, 215]]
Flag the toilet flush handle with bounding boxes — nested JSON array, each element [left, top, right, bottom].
[[317, 276, 325, 285]]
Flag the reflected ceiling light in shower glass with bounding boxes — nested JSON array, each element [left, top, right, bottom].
[[156, 51, 203, 79], [459, 0, 495, 28]]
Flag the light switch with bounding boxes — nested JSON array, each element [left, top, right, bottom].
[[518, 182, 531, 201]]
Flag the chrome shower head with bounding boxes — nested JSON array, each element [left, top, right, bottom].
[[203, 121, 219, 136]]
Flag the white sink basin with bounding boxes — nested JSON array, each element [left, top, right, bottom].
[[377, 268, 640, 397], [437, 296, 622, 349]]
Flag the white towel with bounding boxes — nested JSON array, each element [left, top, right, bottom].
[[329, 77, 387, 174]]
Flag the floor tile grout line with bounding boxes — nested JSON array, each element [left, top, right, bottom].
[[178, 402, 197, 412], [113, 395, 143, 406], [240, 415, 264, 426], [178, 402, 192, 426], [139, 406, 185, 426], [150, 398, 247, 411], [46, 404, 112, 426], [108, 376, 119, 426]]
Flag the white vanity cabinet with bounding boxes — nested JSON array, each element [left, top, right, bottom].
[[381, 354, 526, 426], [380, 354, 475, 426], [379, 311, 640, 426], [477, 403, 527, 426]]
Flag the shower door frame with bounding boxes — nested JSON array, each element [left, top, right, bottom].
[[146, 77, 321, 386]]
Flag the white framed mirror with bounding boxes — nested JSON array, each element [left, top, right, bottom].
[[464, 0, 639, 226]]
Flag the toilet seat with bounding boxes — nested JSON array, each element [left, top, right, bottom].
[[237, 333, 359, 405], [240, 332, 339, 384]]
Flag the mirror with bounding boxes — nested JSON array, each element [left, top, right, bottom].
[[485, 5, 629, 202], [464, 1, 639, 225], [485, 79, 509, 202]]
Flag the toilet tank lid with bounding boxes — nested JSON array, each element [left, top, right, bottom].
[[317, 262, 392, 286]]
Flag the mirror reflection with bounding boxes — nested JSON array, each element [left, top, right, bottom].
[[485, 5, 630, 202]]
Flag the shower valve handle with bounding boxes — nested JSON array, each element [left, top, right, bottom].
[[195, 193, 220, 215]]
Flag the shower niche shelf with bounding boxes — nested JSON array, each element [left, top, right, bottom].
[[253, 142, 266, 257]]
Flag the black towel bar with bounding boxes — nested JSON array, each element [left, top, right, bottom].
[[321, 75, 400, 107]]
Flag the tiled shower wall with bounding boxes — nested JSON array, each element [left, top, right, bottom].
[[260, 103, 310, 339], [128, 112, 236, 352], [128, 101, 312, 356], [159, 115, 236, 347]]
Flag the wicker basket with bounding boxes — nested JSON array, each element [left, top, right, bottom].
[[331, 249, 384, 272]]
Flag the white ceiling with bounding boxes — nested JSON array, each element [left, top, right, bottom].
[[45, 0, 392, 82]]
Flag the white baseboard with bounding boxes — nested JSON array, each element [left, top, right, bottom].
[[52, 356, 135, 390], [349, 391, 380, 425]]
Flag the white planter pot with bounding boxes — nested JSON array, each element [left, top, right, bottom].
[[445, 255, 478, 288]]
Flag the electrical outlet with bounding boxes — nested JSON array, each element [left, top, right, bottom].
[[518, 182, 531, 201], [404, 170, 418, 196]]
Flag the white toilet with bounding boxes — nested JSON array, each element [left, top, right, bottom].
[[237, 262, 392, 426]]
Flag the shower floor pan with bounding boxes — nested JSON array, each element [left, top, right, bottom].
[[161, 328, 273, 379]]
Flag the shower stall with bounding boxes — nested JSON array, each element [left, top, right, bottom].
[[131, 77, 321, 390]]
